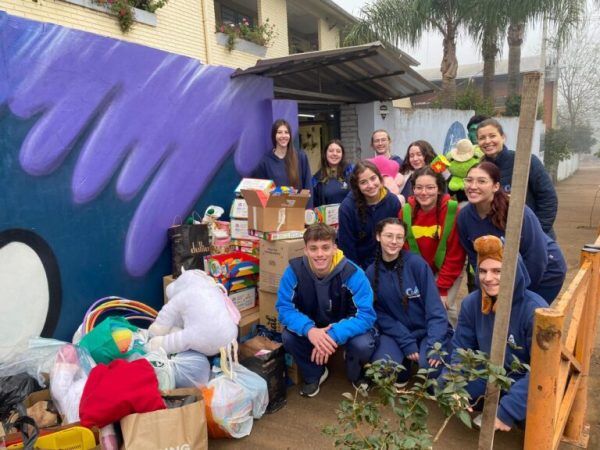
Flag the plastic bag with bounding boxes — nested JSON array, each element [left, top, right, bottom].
[[143, 348, 175, 391], [201, 373, 253, 439], [79, 316, 146, 364], [170, 351, 210, 388], [49, 344, 96, 424], [0, 374, 41, 421], [0, 338, 67, 387], [228, 364, 268, 419]]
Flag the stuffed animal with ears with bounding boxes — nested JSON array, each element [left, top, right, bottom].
[[443, 139, 484, 192], [148, 269, 241, 356]]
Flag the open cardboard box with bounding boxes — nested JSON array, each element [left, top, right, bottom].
[[242, 189, 310, 233]]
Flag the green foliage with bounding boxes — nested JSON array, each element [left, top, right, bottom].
[[543, 127, 572, 170], [504, 94, 521, 117], [217, 18, 277, 52], [324, 344, 527, 449], [455, 83, 495, 116], [94, 0, 168, 32]]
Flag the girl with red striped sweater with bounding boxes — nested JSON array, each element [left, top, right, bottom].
[[400, 167, 466, 325]]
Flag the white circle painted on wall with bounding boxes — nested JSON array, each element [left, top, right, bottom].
[[0, 229, 61, 363]]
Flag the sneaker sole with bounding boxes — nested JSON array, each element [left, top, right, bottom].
[[302, 367, 329, 398]]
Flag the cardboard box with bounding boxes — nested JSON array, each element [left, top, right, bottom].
[[258, 289, 282, 333], [314, 203, 340, 226], [230, 218, 251, 239], [229, 286, 257, 312], [235, 178, 275, 195], [230, 198, 248, 219], [242, 189, 310, 233], [259, 239, 305, 293], [238, 307, 260, 341], [249, 229, 305, 241]]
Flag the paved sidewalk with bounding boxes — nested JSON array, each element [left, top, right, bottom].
[[211, 164, 600, 450]]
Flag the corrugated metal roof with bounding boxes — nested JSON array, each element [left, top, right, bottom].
[[231, 42, 438, 103]]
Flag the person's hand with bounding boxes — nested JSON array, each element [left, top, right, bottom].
[[307, 325, 337, 356], [407, 352, 419, 362], [441, 296, 449, 310], [428, 358, 441, 368], [311, 347, 330, 365], [495, 417, 511, 432]]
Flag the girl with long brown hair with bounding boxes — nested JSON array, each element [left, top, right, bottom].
[[456, 162, 566, 303], [253, 119, 313, 207], [312, 139, 353, 207], [337, 161, 401, 269]]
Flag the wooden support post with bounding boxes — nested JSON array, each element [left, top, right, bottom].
[[524, 309, 565, 450], [563, 247, 600, 446], [478, 72, 540, 450]]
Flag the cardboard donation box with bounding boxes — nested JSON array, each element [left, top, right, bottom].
[[258, 290, 282, 333], [229, 287, 257, 312], [120, 388, 207, 450], [259, 239, 305, 293], [238, 306, 260, 341], [242, 189, 310, 233]]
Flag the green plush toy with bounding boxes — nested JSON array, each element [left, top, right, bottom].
[[446, 139, 484, 192]]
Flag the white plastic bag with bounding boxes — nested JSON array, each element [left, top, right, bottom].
[[143, 348, 175, 391], [170, 350, 211, 388], [49, 344, 95, 424], [0, 338, 67, 386], [229, 364, 268, 419]]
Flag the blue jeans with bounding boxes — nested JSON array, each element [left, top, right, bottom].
[[282, 328, 378, 383]]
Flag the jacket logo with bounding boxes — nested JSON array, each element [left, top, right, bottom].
[[405, 287, 421, 298]]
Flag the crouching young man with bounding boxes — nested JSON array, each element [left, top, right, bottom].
[[276, 223, 378, 397]]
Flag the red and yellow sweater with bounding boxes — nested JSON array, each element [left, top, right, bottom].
[[401, 194, 466, 296]]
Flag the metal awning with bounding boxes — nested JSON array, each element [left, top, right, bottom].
[[231, 42, 438, 104]]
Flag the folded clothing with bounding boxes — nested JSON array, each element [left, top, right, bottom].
[[79, 359, 165, 428]]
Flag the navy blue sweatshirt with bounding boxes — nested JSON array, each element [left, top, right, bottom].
[[252, 148, 314, 208], [312, 165, 353, 207], [366, 250, 451, 357], [484, 146, 557, 237], [457, 203, 566, 293], [451, 259, 548, 426], [338, 190, 401, 269]]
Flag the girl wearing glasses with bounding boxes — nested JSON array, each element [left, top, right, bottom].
[[457, 162, 566, 303], [400, 167, 465, 326], [338, 161, 401, 269], [366, 218, 452, 380]]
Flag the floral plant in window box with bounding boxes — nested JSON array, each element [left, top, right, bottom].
[[217, 17, 277, 52], [94, 0, 168, 32]]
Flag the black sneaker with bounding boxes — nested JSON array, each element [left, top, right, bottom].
[[352, 377, 372, 391], [300, 367, 329, 397]]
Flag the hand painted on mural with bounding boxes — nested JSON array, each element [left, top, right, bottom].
[[0, 12, 292, 276]]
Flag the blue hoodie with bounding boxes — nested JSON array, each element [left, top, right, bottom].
[[252, 148, 314, 208], [312, 165, 354, 207], [457, 203, 566, 293], [451, 258, 548, 426], [338, 190, 401, 269], [276, 255, 376, 345], [484, 146, 557, 237], [365, 250, 452, 357]]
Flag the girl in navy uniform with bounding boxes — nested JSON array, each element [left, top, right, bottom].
[[312, 139, 353, 207]]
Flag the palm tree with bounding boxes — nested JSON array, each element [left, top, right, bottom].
[[466, 0, 509, 104], [505, 0, 587, 99], [344, 0, 474, 108]]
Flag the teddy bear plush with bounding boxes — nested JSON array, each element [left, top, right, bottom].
[[148, 269, 241, 356]]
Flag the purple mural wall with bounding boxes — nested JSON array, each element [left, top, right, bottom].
[[0, 11, 298, 357]]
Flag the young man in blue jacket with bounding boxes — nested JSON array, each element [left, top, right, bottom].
[[451, 235, 548, 431], [276, 223, 378, 397]]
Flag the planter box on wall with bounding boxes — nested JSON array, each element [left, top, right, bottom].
[[215, 32, 267, 57], [61, 0, 157, 27]]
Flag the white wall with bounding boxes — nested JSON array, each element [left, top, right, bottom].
[[557, 153, 580, 181], [356, 102, 544, 161]]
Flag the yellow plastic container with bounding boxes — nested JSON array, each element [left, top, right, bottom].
[[8, 426, 96, 450]]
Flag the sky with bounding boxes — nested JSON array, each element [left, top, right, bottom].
[[333, 0, 544, 70]]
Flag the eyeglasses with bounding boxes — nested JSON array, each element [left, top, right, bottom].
[[414, 185, 437, 193], [381, 233, 404, 242], [464, 177, 492, 186]]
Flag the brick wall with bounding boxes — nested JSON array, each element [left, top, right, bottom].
[[340, 104, 361, 163]]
